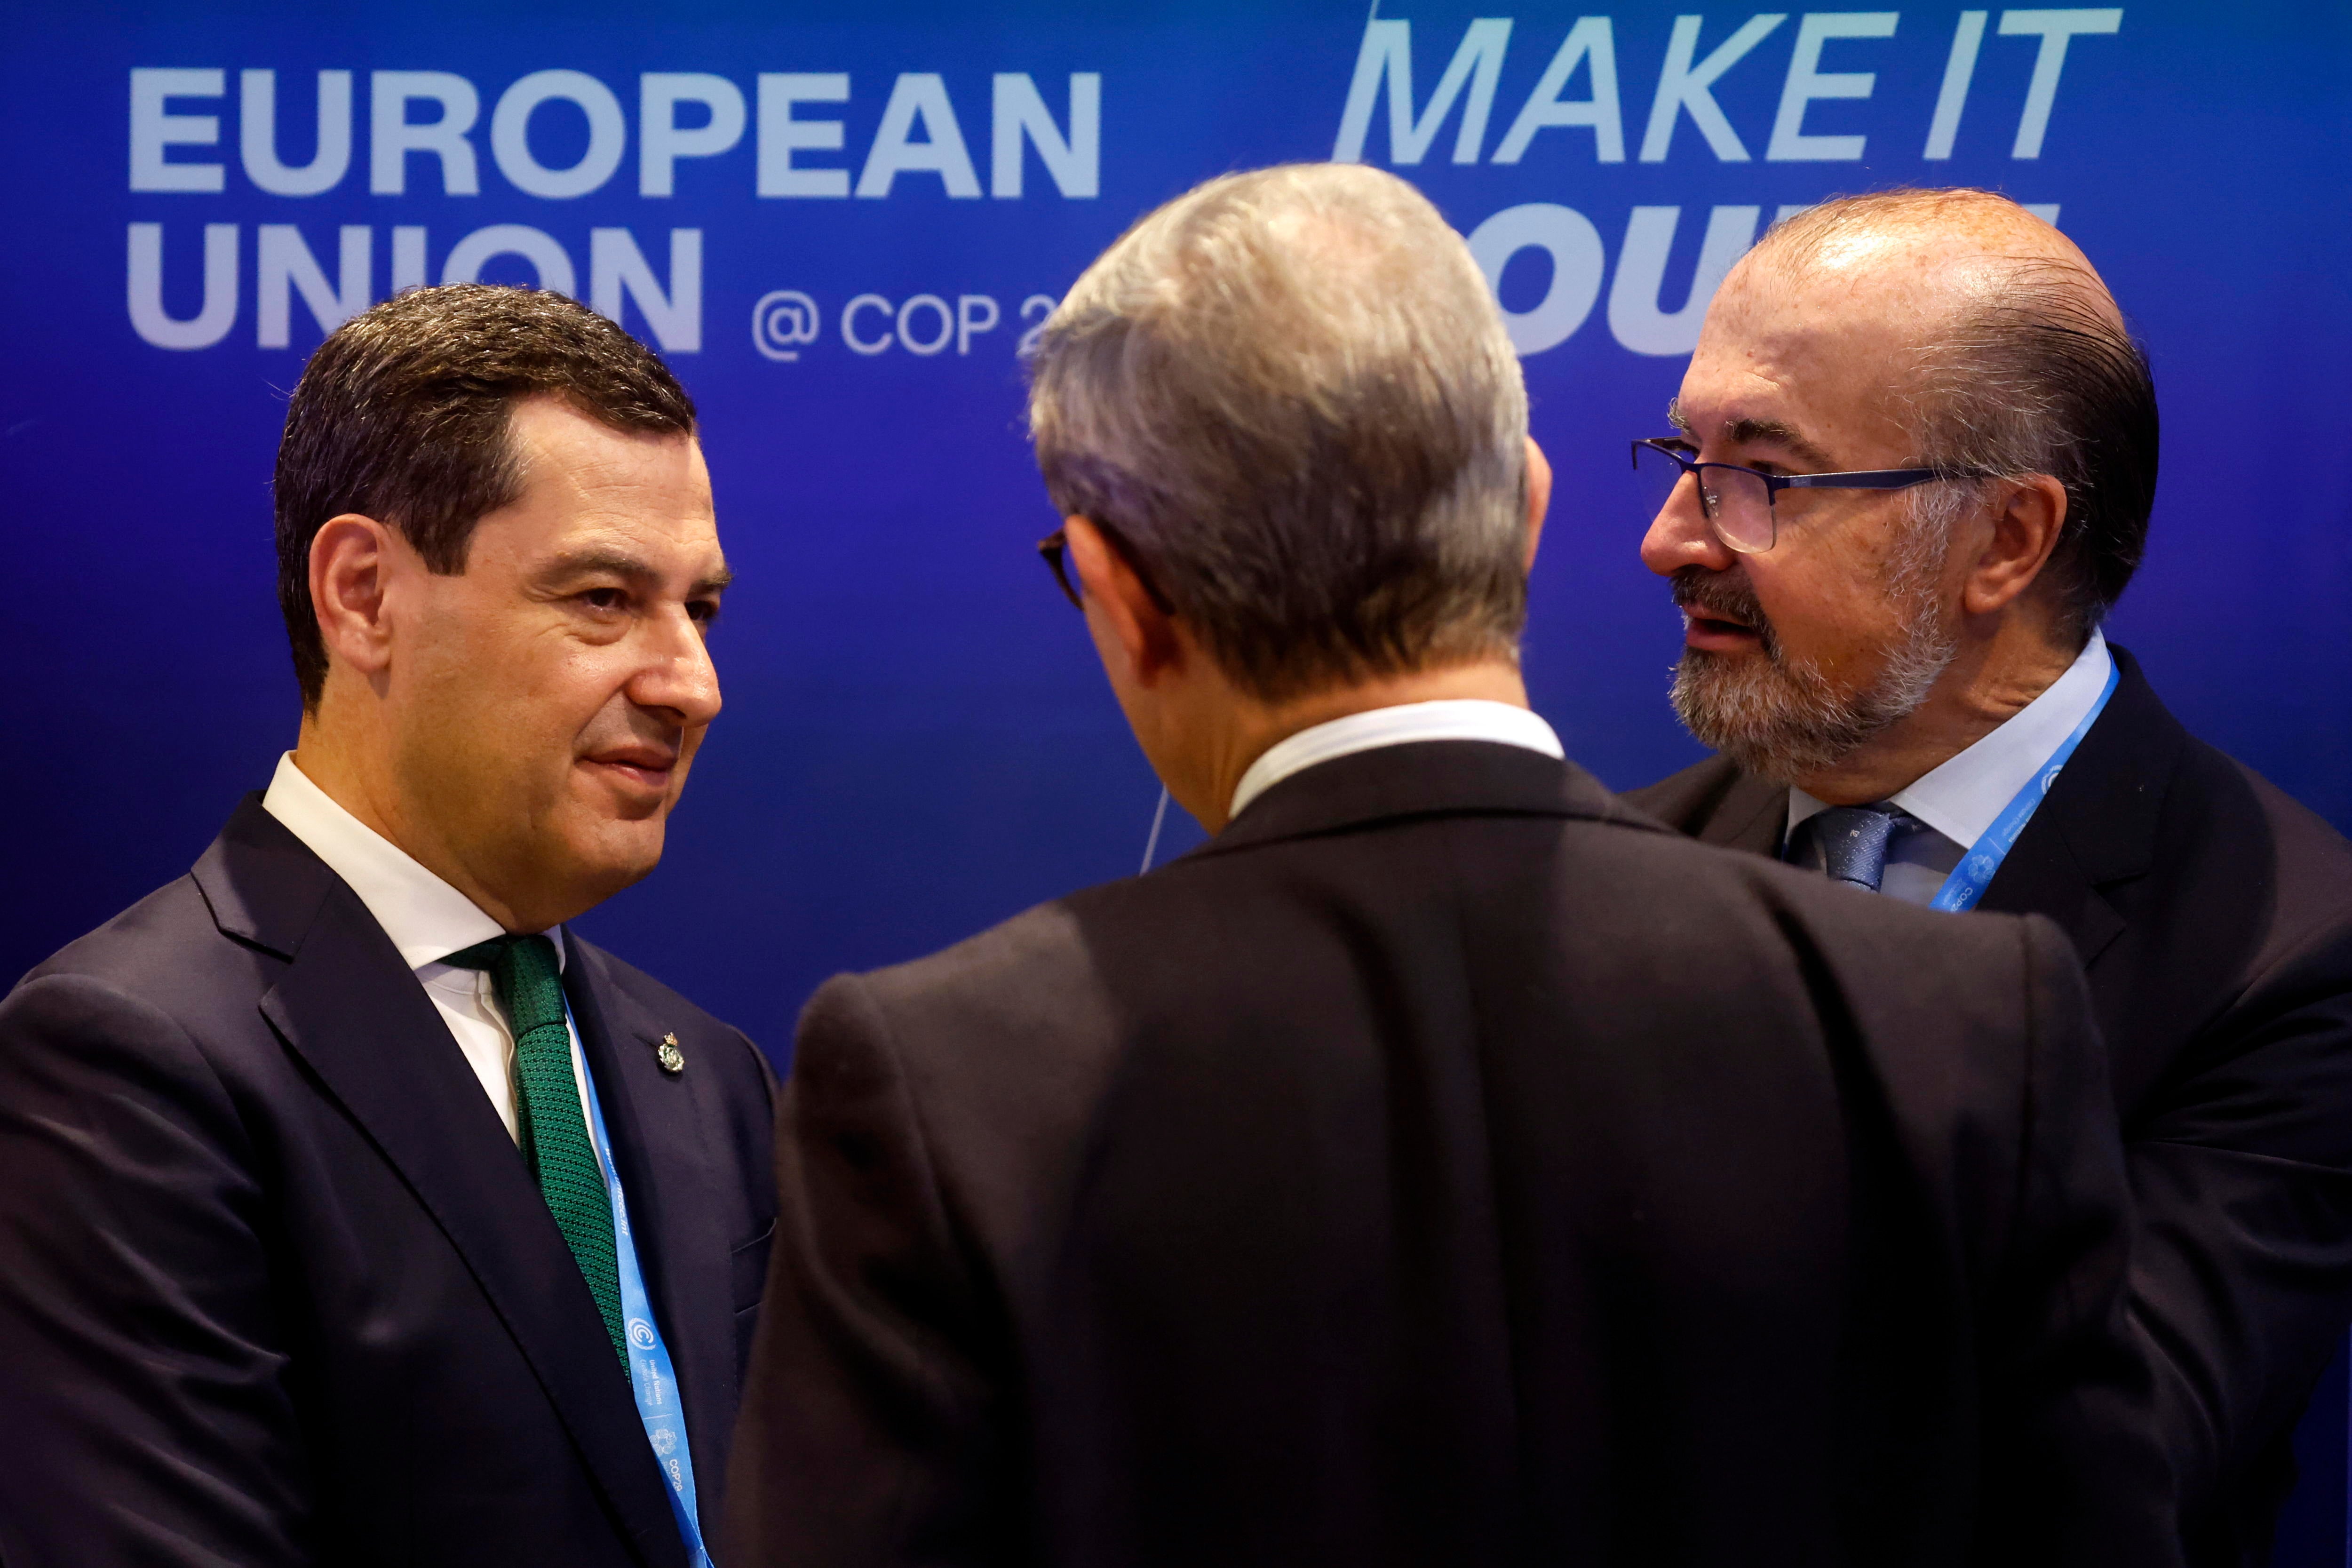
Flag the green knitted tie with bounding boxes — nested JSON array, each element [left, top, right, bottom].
[[445, 933, 627, 1372]]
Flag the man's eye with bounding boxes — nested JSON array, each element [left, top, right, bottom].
[[581, 588, 628, 612], [687, 599, 721, 627]]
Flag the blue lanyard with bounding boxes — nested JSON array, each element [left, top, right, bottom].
[[577, 1047, 716, 1568], [1928, 660, 2120, 914]]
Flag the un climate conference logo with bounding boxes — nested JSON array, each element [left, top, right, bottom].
[[628, 1317, 659, 1351]]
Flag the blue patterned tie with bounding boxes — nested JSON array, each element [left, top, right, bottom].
[[1802, 804, 1904, 893]]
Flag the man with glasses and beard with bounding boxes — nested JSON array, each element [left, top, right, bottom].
[[1627, 187, 2352, 1565]]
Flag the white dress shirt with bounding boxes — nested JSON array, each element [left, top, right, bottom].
[[261, 752, 595, 1145], [1230, 699, 1566, 820], [1786, 628, 2115, 905]]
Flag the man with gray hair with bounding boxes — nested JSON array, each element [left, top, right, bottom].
[[1628, 188, 2352, 1563], [726, 165, 2171, 1566]]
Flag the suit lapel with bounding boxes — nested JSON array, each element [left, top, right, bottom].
[[207, 804, 685, 1568], [1975, 811, 2130, 968], [564, 943, 735, 1537], [1694, 772, 1787, 857], [1975, 646, 2178, 974]]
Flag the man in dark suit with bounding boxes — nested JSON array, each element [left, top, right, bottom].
[[725, 164, 2174, 1567], [1622, 188, 2352, 1564], [0, 286, 776, 1568]]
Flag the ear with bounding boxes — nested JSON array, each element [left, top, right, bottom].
[[1962, 474, 2068, 618], [308, 514, 403, 682], [1064, 517, 1184, 686], [1522, 435, 1553, 573]]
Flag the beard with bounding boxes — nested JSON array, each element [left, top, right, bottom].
[[1667, 514, 1959, 783]]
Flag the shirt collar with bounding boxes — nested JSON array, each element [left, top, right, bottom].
[[1788, 628, 2113, 850], [1229, 699, 1565, 821], [260, 753, 564, 973]]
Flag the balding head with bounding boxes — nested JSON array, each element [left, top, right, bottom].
[[1716, 188, 2156, 634], [1643, 187, 2157, 792], [1748, 187, 2111, 310]]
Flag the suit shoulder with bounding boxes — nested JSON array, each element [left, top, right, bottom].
[[1620, 752, 1743, 826], [846, 896, 1097, 1042], [1560, 820, 2061, 1048], [1619, 812, 2032, 939], [8, 874, 264, 1016], [2184, 740, 2352, 955], [866, 819, 2041, 1048], [2197, 741, 2352, 875]]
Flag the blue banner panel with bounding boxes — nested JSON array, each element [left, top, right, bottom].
[[4, 2, 2351, 1555], [3, 0, 2347, 1059]]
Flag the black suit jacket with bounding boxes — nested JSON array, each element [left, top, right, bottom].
[[1629, 645, 2352, 1565], [725, 740, 2174, 1567], [0, 798, 780, 1568]]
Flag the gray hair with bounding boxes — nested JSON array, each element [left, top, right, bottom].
[[1760, 189, 2158, 642], [1026, 163, 1530, 701]]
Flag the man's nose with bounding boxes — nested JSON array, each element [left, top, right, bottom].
[[630, 609, 723, 728], [1639, 475, 1736, 578]]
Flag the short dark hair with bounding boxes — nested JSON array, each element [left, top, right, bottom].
[[273, 284, 696, 706]]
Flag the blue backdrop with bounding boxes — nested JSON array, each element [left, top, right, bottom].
[[4, 1, 2349, 1554]]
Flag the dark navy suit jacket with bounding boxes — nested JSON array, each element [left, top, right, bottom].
[[1630, 646, 2352, 1567], [0, 797, 779, 1568], [728, 741, 2176, 1567]]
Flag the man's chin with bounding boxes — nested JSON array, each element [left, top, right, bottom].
[[539, 797, 670, 898], [564, 835, 667, 911], [1670, 649, 1856, 783]]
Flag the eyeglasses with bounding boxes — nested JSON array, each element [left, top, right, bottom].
[[1631, 438, 1965, 554], [1037, 523, 1175, 613]]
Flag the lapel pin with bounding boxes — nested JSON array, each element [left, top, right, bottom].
[[656, 1032, 685, 1075]]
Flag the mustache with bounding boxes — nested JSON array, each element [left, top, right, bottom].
[[1669, 569, 1779, 657]]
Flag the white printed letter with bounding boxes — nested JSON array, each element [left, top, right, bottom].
[[857, 75, 980, 198], [130, 68, 224, 192], [641, 74, 746, 196], [1332, 18, 1513, 165], [992, 73, 1099, 198], [1607, 205, 1760, 355], [1998, 8, 2122, 158], [371, 72, 480, 195], [956, 294, 1001, 353], [1638, 15, 1786, 162], [127, 223, 237, 349], [1465, 204, 1607, 356], [441, 224, 574, 295], [1766, 12, 1898, 161], [491, 71, 625, 198], [242, 70, 353, 196], [1923, 12, 1988, 158], [757, 74, 851, 197], [1494, 18, 1624, 164], [258, 224, 370, 348], [591, 229, 702, 352], [391, 226, 429, 294]]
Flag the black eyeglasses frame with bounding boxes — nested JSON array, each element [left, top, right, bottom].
[[1037, 522, 1175, 613], [1631, 437, 1976, 553]]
